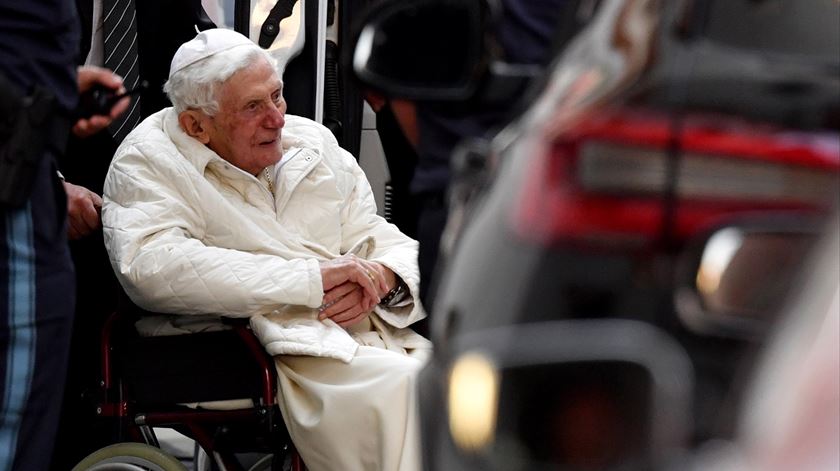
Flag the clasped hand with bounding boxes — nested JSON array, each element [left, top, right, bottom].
[[318, 254, 397, 328]]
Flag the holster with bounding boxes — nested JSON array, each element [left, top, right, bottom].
[[0, 73, 65, 208]]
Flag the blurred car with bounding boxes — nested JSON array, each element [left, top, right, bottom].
[[351, 0, 840, 469], [689, 215, 838, 471]]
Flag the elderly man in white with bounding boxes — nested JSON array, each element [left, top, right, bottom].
[[102, 28, 431, 471]]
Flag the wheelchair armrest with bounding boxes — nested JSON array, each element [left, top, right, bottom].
[[231, 321, 276, 407]]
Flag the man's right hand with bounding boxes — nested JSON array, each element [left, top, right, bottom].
[[73, 65, 129, 138], [318, 282, 376, 328], [64, 181, 102, 240]]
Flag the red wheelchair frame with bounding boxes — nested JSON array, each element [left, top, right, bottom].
[[92, 309, 305, 471]]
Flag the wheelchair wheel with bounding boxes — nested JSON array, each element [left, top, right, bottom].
[[71, 442, 188, 471]]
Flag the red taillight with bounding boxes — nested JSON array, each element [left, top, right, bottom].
[[513, 108, 840, 246], [516, 138, 667, 243]]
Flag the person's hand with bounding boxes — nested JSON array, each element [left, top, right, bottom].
[[318, 255, 391, 326], [73, 65, 130, 138], [63, 181, 102, 239], [368, 262, 397, 297], [318, 259, 399, 328], [318, 282, 377, 328], [319, 254, 387, 298]]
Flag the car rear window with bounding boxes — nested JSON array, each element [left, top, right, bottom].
[[703, 0, 840, 61]]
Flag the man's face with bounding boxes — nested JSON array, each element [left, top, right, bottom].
[[205, 57, 286, 175]]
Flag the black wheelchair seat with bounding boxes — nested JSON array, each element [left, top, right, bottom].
[[117, 326, 270, 406]]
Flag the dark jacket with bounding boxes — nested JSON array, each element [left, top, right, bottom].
[[63, 0, 215, 192]]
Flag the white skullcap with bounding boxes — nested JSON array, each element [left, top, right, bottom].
[[169, 28, 257, 77]]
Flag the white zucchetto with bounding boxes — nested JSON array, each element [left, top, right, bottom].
[[169, 28, 257, 77]]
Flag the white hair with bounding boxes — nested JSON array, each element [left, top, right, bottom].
[[164, 46, 278, 115]]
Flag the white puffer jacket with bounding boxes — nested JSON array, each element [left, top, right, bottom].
[[102, 108, 429, 363]]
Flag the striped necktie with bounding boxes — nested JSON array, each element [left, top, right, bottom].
[[103, 0, 142, 143]]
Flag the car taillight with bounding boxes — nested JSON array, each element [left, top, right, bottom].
[[513, 108, 840, 246]]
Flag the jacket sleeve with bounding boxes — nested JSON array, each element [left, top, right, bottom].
[[337, 150, 427, 328], [102, 145, 324, 317]]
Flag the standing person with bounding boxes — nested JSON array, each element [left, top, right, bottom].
[[103, 29, 431, 471], [0, 2, 126, 469], [50, 1, 215, 468], [407, 0, 578, 309], [364, 92, 421, 239]]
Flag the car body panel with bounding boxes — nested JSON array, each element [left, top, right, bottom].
[[419, 0, 838, 469]]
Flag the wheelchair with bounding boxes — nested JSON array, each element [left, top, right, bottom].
[[71, 302, 305, 471]]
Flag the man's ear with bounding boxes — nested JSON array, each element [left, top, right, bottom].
[[178, 110, 211, 144]]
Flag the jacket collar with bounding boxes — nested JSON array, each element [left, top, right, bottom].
[[162, 108, 324, 207], [162, 108, 322, 178], [163, 107, 224, 175]]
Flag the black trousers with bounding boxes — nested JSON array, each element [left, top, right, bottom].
[[0, 153, 75, 470], [412, 191, 449, 338]]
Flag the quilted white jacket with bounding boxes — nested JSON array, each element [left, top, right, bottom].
[[102, 108, 429, 363]]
